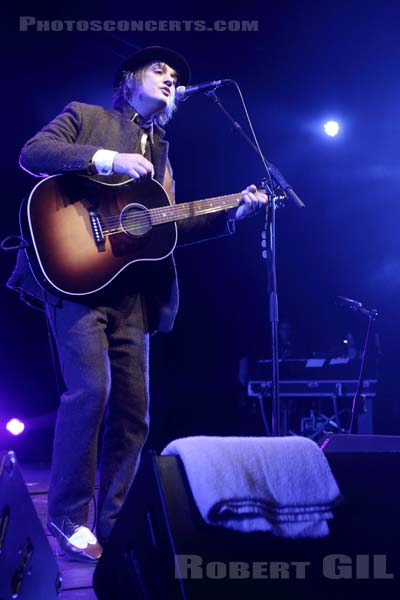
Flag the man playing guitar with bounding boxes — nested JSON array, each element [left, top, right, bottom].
[[8, 46, 266, 562]]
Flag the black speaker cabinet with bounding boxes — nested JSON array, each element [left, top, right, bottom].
[[320, 433, 400, 504], [0, 450, 61, 599], [94, 444, 400, 599], [320, 433, 400, 552]]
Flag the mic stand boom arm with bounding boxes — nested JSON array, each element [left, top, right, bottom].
[[206, 92, 305, 208], [207, 91, 304, 436]]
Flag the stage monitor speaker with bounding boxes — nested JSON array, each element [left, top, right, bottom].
[[94, 448, 400, 600], [319, 433, 400, 503], [319, 433, 400, 585], [319, 433, 400, 453], [0, 450, 61, 599]]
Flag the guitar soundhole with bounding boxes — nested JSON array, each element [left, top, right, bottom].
[[120, 203, 152, 238]]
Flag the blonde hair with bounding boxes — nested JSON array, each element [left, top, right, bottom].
[[112, 62, 177, 127]]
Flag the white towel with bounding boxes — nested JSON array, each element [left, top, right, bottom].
[[161, 435, 341, 537]]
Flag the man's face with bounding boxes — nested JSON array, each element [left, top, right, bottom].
[[138, 62, 178, 112]]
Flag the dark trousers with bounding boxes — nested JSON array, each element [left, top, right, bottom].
[[45, 292, 149, 542]]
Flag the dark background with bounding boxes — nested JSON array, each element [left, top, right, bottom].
[[2, 1, 400, 461]]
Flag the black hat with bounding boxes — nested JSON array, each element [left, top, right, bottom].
[[114, 46, 190, 88]]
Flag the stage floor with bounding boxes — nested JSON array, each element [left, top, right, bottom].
[[21, 463, 97, 600]]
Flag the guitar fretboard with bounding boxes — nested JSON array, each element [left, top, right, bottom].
[[149, 193, 242, 226]]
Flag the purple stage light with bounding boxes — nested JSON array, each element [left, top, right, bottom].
[[6, 418, 25, 436]]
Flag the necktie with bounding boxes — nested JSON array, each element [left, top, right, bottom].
[[141, 126, 152, 161]]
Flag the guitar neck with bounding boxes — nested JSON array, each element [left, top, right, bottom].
[[150, 193, 241, 226]]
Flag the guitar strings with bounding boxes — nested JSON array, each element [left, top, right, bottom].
[[99, 202, 240, 226], [97, 198, 241, 233], [94, 192, 241, 226], [99, 198, 241, 227], [100, 204, 241, 236]]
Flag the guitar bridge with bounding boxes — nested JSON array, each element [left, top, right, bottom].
[[89, 210, 105, 250]]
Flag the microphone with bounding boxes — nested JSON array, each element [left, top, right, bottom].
[[337, 296, 378, 318], [175, 79, 232, 101], [337, 296, 363, 311]]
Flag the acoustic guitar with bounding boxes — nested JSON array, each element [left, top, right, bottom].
[[20, 174, 243, 296]]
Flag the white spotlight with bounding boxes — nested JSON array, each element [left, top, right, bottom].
[[324, 121, 340, 137], [6, 418, 25, 436]]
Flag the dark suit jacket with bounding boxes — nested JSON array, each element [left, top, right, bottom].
[[7, 100, 234, 333]]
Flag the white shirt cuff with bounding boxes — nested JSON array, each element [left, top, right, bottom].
[[92, 149, 118, 176]]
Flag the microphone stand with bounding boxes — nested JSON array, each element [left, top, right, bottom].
[[265, 185, 283, 436], [345, 304, 379, 434], [207, 91, 304, 436]]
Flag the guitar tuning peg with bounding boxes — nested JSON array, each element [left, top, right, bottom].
[[262, 250, 268, 259]]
